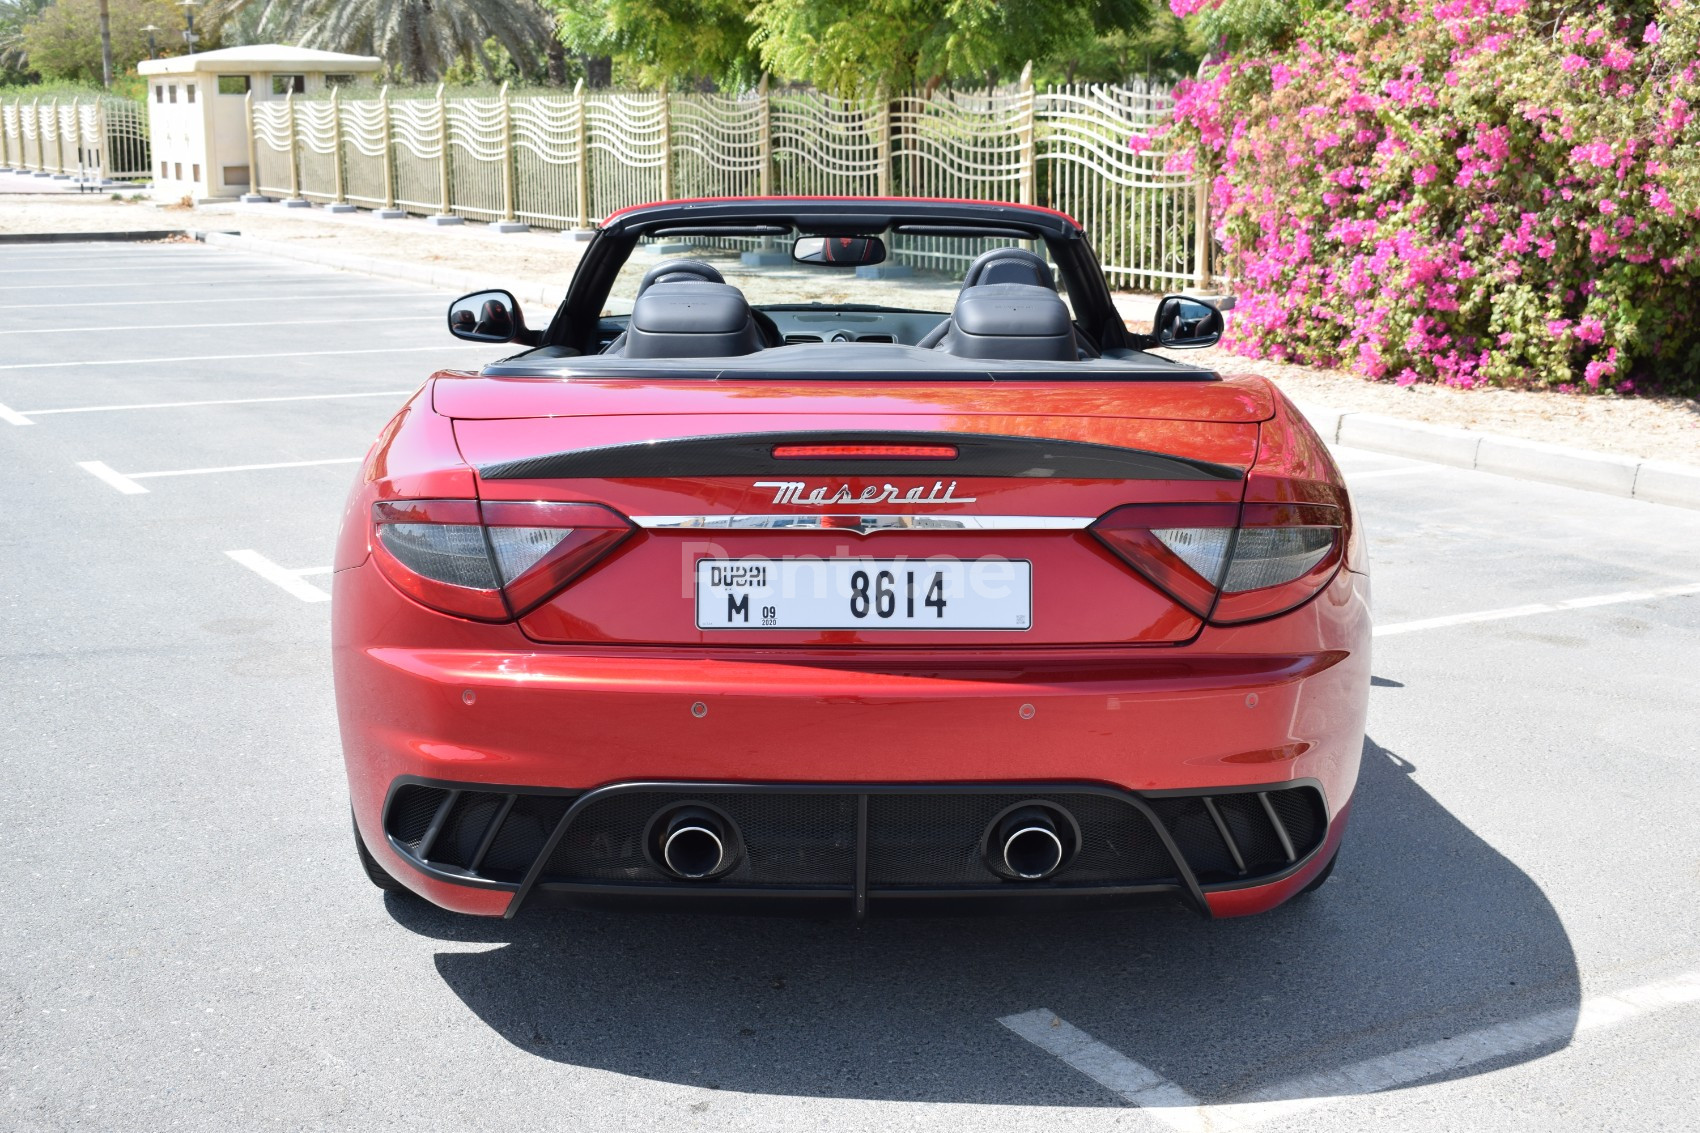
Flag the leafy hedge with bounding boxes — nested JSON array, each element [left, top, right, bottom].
[[1163, 1, 1700, 393]]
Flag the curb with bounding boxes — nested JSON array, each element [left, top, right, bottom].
[[195, 229, 566, 312], [0, 229, 190, 244], [1295, 403, 1700, 510], [180, 229, 1698, 510]]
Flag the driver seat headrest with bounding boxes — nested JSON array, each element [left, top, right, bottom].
[[637, 259, 726, 297], [961, 247, 1056, 291]]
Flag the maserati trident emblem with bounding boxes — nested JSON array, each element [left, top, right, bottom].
[[753, 480, 979, 507]]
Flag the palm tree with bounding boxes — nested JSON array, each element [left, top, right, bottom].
[[0, 0, 52, 82], [215, 0, 554, 84]]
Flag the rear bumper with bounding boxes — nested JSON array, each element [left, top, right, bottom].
[[335, 560, 1370, 917], [378, 777, 1346, 919]]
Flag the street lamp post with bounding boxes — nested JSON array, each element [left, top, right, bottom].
[[178, 0, 201, 55], [142, 25, 161, 61]]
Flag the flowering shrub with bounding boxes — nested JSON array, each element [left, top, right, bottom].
[[1162, 1, 1700, 393]]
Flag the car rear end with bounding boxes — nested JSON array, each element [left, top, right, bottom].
[[333, 374, 1370, 919]]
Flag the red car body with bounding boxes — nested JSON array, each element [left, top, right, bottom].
[[333, 198, 1370, 920]]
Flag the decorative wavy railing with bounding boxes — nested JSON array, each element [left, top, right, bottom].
[[0, 96, 150, 181], [7, 74, 1223, 289]]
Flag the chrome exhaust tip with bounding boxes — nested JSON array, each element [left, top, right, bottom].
[[986, 803, 1077, 880], [1003, 823, 1066, 879], [653, 805, 737, 879]]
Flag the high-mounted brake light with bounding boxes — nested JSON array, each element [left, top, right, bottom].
[[371, 500, 632, 621], [1091, 501, 1344, 624], [771, 443, 958, 460]]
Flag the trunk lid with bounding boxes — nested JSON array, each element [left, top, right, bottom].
[[442, 376, 1269, 647]]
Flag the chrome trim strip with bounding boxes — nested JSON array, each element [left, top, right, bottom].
[[631, 514, 1094, 533]]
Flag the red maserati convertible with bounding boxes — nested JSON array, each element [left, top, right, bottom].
[[333, 197, 1370, 920]]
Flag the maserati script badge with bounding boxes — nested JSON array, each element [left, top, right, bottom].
[[753, 480, 979, 506]]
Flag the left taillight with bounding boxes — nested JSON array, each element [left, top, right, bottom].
[[1091, 501, 1344, 625], [371, 499, 633, 622]]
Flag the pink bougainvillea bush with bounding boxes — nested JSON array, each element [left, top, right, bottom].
[[1163, 1, 1700, 392]]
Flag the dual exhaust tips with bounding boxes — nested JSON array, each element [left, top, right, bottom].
[[648, 798, 1079, 884]]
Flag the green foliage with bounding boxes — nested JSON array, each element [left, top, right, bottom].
[[750, 0, 1153, 95], [19, 0, 189, 84], [1188, 0, 1343, 54], [219, 0, 555, 84], [1030, 12, 1196, 85], [1, 0, 51, 84], [545, 0, 1161, 94], [549, 0, 759, 89], [0, 73, 147, 100]]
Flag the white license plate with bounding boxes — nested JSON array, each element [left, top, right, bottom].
[[695, 558, 1032, 630]]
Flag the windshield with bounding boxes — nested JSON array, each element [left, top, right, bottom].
[[601, 229, 1072, 318]]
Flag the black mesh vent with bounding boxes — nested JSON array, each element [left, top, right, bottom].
[[543, 792, 857, 887], [480, 794, 575, 882], [1211, 794, 1288, 873], [1145, 796, 1238, 883], [386, 785, 449, 849], [865, 793, 1173, 888], [425, 792, 507, 869], [1266, 787, 1325, 859]]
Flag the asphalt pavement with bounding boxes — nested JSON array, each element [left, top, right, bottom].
[[1, 241, 1697, 1132]]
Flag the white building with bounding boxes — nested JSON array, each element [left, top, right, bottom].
[[137, 45, 382, 201]]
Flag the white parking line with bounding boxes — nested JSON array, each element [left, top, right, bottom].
[[76, 460, 147, 494], [9, 389, 415, 423], [0, 292, 436, 310], [1347, 465, 1434, 480], [133, 456, 362, 479], [226, 550, 331, 602], [80, 456, 361, 493], [1003, 969, 1700, 1130], [0, 275, 349, 290], [1376, 582, 1700, 636], [0, 344, 495, 370], [0, 316, 438, 335], [999, 1011, 1212, 1131]]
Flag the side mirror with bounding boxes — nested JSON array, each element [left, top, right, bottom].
[[1152, 295, 1224, 349], [448, 289, 528, 343], [792, 235, 887, 266]]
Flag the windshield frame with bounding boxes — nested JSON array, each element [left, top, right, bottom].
[[542, 198, 1132, 357]]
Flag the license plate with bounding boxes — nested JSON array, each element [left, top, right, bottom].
[[695, 558, 1031, 630]]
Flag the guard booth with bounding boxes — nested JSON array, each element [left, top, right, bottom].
[[138, 45, 381, 201]]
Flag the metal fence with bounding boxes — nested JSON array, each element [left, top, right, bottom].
[[245, 72, 1205, 291], [0, 96, 150, 182]]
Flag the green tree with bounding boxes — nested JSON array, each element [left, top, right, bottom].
[[1, 0, 52, 84], [220, 0, 555, 84], [749, 0, 1152, 95], [20, 0, 183, 83], [549, 0, 756, 89]]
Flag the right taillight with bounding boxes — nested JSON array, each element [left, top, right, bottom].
[[1092, 501, 1344, 625], [371, 499, 633, 622]]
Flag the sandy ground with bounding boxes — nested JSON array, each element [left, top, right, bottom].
[[3, 185, 1695, 465]]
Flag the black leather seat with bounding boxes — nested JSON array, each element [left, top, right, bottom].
[[603, 257, 780, 356], [919, 247, 1080, 361], [618, 282, 766, 359], [959, 247, 1058, 290], [636, 258, 725, 296]]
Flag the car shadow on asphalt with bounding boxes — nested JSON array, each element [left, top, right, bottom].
[[385, 736, 1579, 1107]]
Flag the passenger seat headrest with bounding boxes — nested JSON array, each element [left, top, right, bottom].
[[961, 247, 1056, 291], [625, 281, 764, 359], [636, 258, 726, 297], [937, 283, 1078, 362]]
